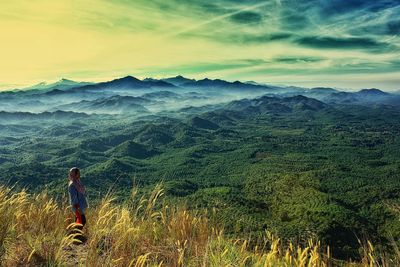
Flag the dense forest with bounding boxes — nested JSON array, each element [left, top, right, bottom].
[[1, 76, 399, 260]]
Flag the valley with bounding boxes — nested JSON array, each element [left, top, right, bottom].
[[1, 76, 400, 259]]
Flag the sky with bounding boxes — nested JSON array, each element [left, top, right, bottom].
[[0, 0, 399, 91]]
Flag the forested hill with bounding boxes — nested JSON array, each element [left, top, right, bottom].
[[1, 76, 400, 260]]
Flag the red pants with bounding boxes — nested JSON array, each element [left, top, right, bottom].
[[74, 209, 87, 227]]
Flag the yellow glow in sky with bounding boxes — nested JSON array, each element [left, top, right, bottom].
[[0, 0, 399, 90]]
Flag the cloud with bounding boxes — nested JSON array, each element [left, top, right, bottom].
[[135, 59, 269, 77], [387, 19, 400, 34], [229, 11, 263, 24], [172, 1, 275, 37], [273, 56, 326, 64], [230, 32, 294, 44], [294, 36, 395, 52], [1, 0, 399, 90], [350, 19, 400, 36], [179, 31, 294, 45], [388, 59, 400, 69], [279, 10, 310, 31], [318, 0, 399, 16]]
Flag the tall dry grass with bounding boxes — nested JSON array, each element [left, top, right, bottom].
[[0, 184, 396, 266]]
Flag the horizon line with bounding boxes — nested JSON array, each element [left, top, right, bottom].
[[0, 74, 398, 93]]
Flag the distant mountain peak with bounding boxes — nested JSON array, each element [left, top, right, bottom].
[[288, 95, 310, 101], [21, 78, 88, 92], [161, 75, 196, 86], [245, 81, 259, 85], [358, 88, 388, 95], [116, 75, 141, 82], [311, 87, 337, 92], [97, 76, 143, 88], [143, 77, 158, 82], [25, 82, 47, 89], [58, 78, 75, 83]]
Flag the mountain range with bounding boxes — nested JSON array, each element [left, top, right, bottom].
[[1, 75, 400, 259], [1, 75, 399, 116]]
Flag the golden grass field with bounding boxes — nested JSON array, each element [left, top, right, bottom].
[[0, 184, 396, 266]]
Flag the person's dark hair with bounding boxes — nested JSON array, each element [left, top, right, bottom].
[[69, 167, 80, 176]]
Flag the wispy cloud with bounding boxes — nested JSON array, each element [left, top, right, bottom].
[[172, 1, 275, 36], [0, 0, 399, 90]]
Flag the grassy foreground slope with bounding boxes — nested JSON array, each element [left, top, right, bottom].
[[0, 185, 397, 267]]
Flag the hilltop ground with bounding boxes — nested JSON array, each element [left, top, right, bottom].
[[0, 185, 397, 267]]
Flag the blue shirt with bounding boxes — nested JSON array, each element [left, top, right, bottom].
[[68, 183, 88, 214]]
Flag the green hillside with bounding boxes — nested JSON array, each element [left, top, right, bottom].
[[1, 96, 400, 260]]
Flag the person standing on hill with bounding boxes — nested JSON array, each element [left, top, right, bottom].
[[68, 167, 88, 228]]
